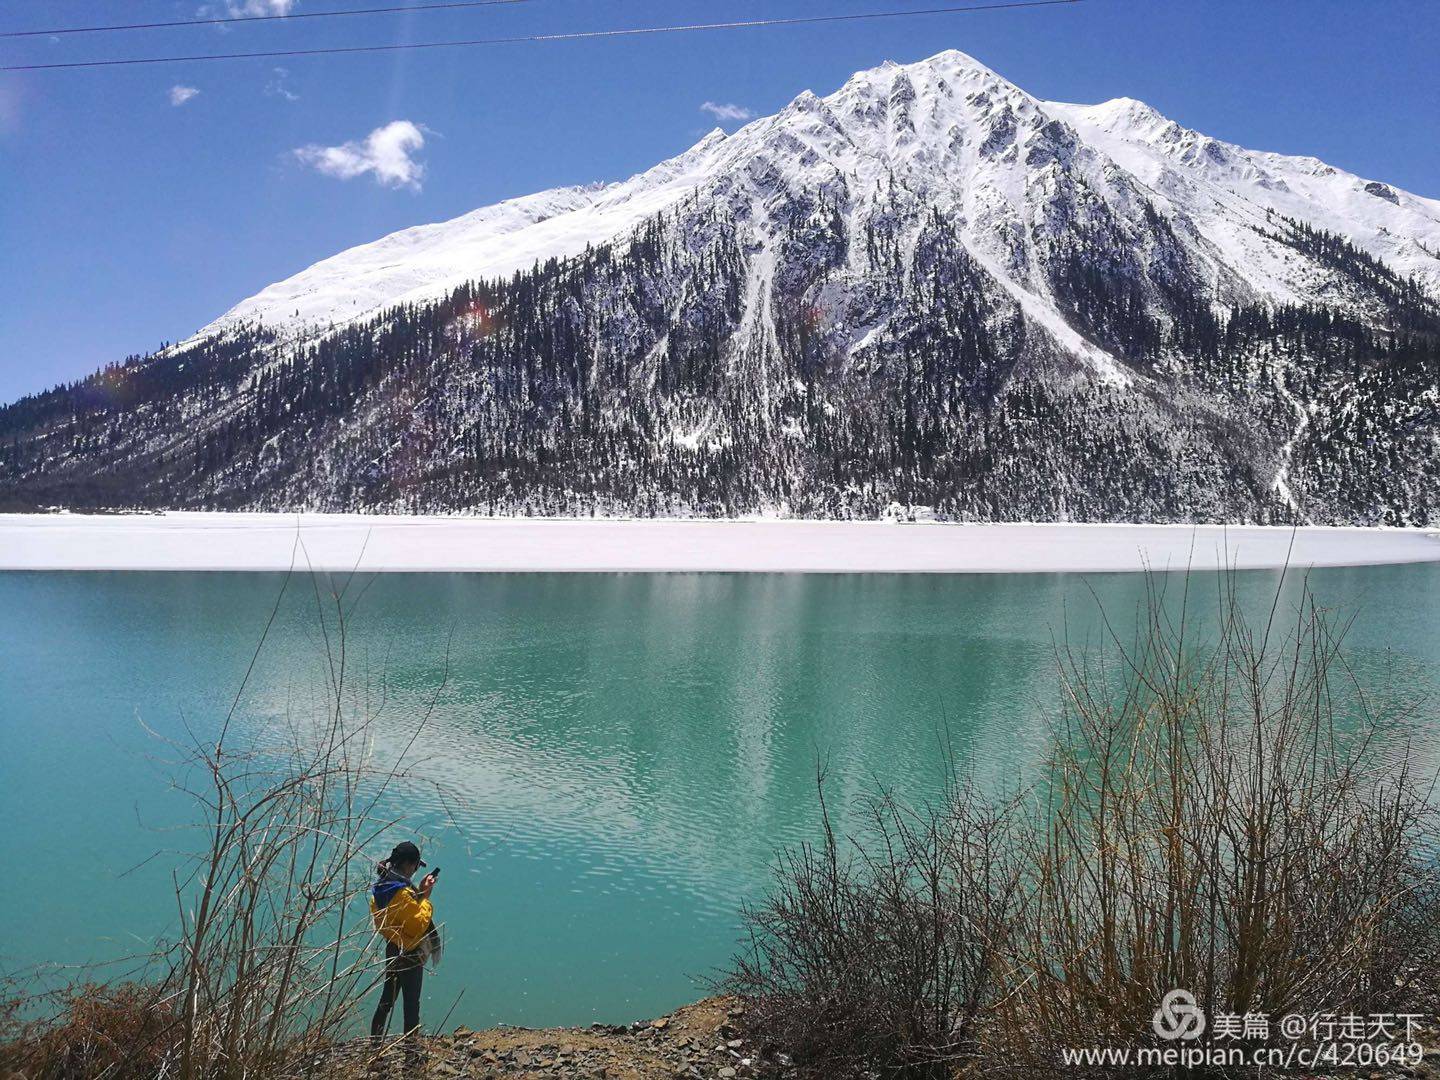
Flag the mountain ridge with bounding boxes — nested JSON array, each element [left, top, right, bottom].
[[3, 50, 1438, 524], [198, 49, 1440, 344]]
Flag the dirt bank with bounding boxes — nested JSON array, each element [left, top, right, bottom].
[[328, 997, 781, 1079]]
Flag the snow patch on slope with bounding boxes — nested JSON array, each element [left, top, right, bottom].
[[1048, 96, 1440, 300], [198, 129, 731, 341]]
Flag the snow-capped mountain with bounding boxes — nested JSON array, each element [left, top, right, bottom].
[[205, 52, 1440, 344], [4, 51, 1438, 523]]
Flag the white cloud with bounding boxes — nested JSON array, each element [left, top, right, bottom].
[[700, 101, 754, 123], [196, 0, 296, 22], [293, 120, 427, 191], [224, 0, 297, 14], [265, 67, 299, 101], [169, 85, 201, 106]]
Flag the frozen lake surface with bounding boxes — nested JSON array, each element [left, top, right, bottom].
[[2, 512, 1438, 572]]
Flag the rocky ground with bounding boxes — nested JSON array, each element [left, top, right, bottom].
[[329, 997, 785, 1080], [326, 993, 1440, 1080]]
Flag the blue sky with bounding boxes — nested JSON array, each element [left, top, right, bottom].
[[2, 0, 1437, 404]]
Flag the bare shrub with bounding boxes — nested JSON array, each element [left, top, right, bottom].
[[0, 569, 454, 1079], [0, 983, 175, 1080], [727, 769, 1025, 1079], [731, 571, 1440, 1077], [157, 574, 455, 1078], [1000, 571, 1440, 1070]]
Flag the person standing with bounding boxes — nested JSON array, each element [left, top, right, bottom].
[[369, 841, 438, 1043]]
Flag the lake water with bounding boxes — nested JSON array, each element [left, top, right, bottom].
[[2, 566, 1437, 1030]]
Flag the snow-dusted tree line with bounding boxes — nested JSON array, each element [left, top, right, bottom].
[[1, 195, 1436, 523]]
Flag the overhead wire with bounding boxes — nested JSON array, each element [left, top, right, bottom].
[[2, 0, 538, 40], [1, 0, 1084, 72]]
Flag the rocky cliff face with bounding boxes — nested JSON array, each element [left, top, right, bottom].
[[3, 51, 1438, 522]]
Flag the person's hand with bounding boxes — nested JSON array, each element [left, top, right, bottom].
[[418, 872, 437, 897]]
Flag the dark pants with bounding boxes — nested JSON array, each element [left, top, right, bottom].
[[370, 942, 423, 1039]]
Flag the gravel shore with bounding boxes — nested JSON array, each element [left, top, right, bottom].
[[329, 997, 781, 1080]]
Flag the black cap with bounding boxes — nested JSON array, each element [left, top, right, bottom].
[[389, 841, 425, 868]]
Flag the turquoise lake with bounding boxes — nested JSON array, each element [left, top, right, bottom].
[[2, 566, 1437, 1030]]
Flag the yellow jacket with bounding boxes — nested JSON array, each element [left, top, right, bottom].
[[370, 879, 434, 952]]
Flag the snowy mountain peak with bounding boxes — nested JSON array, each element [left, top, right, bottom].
[[665, 126, 729, 165], [824, 48, 1038, 133], [198, 50, 1440, 344], [887, 48, 1018, 88], [1084, 96, 1170, 130], [8, 52, 1439, 525]]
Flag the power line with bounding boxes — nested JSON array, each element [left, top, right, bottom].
[[1, 0, 1083, 72], [1, 0, 537, 40]]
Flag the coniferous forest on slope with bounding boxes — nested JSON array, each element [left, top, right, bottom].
[[2, 197, 1437, 524]]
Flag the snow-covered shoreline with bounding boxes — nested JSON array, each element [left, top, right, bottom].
[[1, 513, 1438, 574]]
